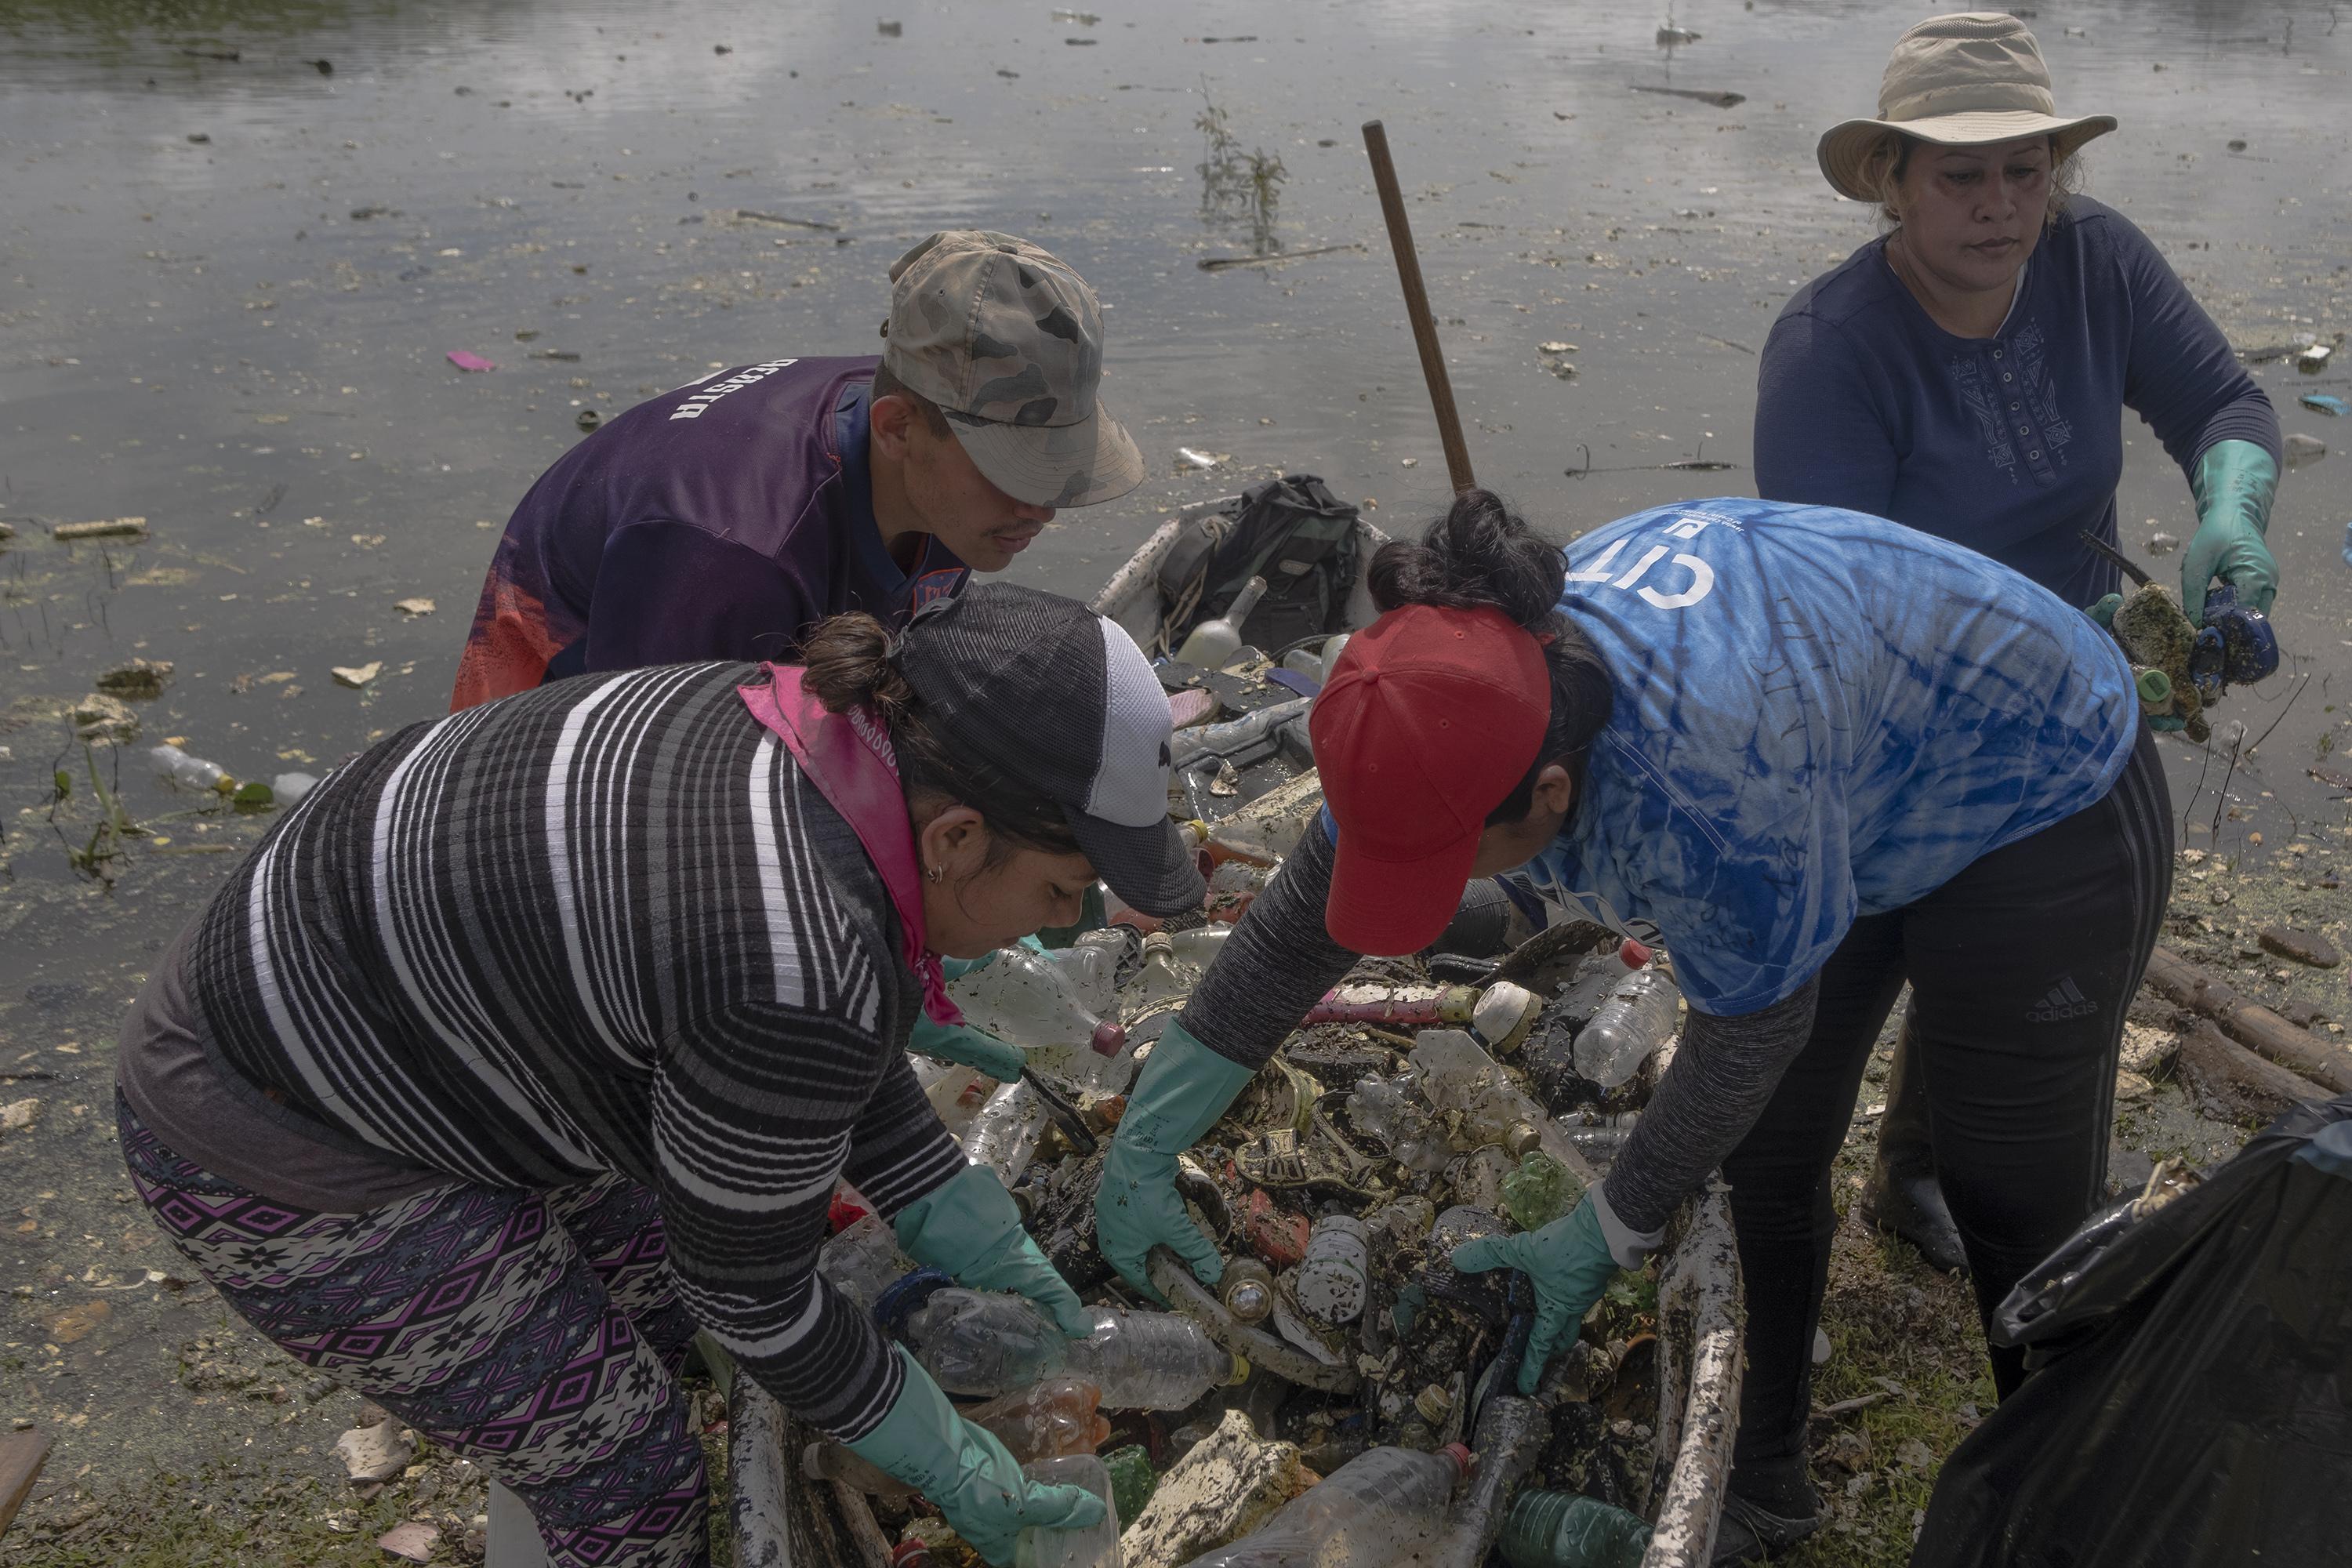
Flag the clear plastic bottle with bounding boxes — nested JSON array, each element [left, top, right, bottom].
[[1175, 576, 1269, 671], [1347, 1073, 1449, 1174], [1182, 1444, 1471, 1568], [949, 947, 1128, 1071], [1045, 935, 1128, 1018], [1411, 1031, 1590, 1195], [1220, 1257, 1276, 1324], [969, 1377, 1112, 1461], [1133, 932, 1189, 1013], [918, 1058, 997, 1140], [1016, 1453, 1123, 1568], [962, 1081, 1048, 1184], [1496, 1490, 1653, 1568], [1572, 967, 1679, 1091], [903, 1289, 1244, 1410], [150, 743, 229, 793], [1168, 924, 1232, 969], [817, 1214, 914, 1312]]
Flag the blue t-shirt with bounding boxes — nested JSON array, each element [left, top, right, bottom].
[[1752, 198, 2278, 607], [1504, 499, 2136, 1018]]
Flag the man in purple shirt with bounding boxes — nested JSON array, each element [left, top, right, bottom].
[[453, 230, 1145, 708]]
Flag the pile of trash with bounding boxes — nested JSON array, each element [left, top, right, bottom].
[[810, 630, 1699, 1568]]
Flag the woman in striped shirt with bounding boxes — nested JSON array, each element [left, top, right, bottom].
[[115, 584, 1203, 1568]]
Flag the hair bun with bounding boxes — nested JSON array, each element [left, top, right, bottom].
[[1367, 488, 1566, 634]]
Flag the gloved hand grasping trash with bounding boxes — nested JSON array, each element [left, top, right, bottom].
[[1094, 1020, 1256, 1301], [892, 1164, 1092, 1338], [1450, 1192, 1630, 1396], [2183, 439, 2279, 626], [849, 1348, 1106, 1566]]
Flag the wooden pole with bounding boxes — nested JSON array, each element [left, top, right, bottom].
[[1362, 119, 1477, 495]]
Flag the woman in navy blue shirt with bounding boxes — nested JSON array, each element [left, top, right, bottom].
[[1754, 12, 2278, 1297]]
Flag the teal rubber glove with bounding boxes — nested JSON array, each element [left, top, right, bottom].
[[1450, 1193, 1621, 1396], [849, 1347, 1105, 1567], [2184, 439, 2279, 625], [2085, 592, 2122, 630], [893, 1165, 1091, 1338], [1094, 1018, 1256, 1301], [909, 1014, 1025, 1083]]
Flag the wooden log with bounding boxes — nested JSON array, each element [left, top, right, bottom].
[[2143, 946, 2352, 1096], [2175, 1021, 2334, 1123], [0, 1429, 50, 1537]]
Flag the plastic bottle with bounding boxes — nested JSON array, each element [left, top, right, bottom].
[[916, 1057, 996, 1139], [963, 1081, 1048, 1184], [1472, 981, 1543, 1054], [1347, 1073, 1449, 1174], [1411, 1031, 1591, 1195], [1182, 1445, 1471, 1568], [150, 743, 230, 793], [1175, 576, 1269, 671], [968, 1377, 1111, 1461], [903, 1289, 1245, 1409], [1572, 967, 1679, 1091], [1016, 1453, 1122, 1568], [1496, 1490, 1653, 1568], [949, 947, 1128, 1071], [1134, 932, 1188, 1009], [1046, 933, 1130, 1017], [1168, 924, 1232, 968], [817, 1214, 915, 1312]]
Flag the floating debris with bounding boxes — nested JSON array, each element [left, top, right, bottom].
[[53, 516, 147, 540], [332, 661, 383, 689]]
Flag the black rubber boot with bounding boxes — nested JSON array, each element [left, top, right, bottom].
[[1858, 1008, 1969, 1276], [1710, 1470, 1824, 1564]]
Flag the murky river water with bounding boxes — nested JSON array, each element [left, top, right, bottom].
[[0, 0, 2345, 1512]]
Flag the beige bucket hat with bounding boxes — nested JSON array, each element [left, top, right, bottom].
[[883, 230, 1145, 510], [1817, 12, 2115, 201]]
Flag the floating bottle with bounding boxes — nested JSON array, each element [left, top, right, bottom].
[[817, 1214, 915, 1312], [904, 1289, 1246, 1410], [1175, 576, 1269, 671], [1572, 967, 1679, 1091], [1016, 1453, 1122, 1568], [1497, 1490, 1653, 1568], [1181, 1444, 1471, 1568], [962, 1081, 1048, 1184], [969, 1377, 1111, 1461], [949, 946, 1129, 1076], [150, 743, 230, 793]]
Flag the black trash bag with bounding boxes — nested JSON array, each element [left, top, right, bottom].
[[1155, 474, 1360, 656], [1912, 1093, 2352, 1568]]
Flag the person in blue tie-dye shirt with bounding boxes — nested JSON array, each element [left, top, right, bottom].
[[1093, 491, 2170, 1565]]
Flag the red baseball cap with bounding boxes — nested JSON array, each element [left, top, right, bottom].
[[1309, 604, 1552, 955]]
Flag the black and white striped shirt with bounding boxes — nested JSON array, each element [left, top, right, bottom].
[[185, 661, 964, 1438]]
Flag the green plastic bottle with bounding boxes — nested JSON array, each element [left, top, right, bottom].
[[1497, 1490, 1653, 1568], [1103, 1444, 1156, 1523]]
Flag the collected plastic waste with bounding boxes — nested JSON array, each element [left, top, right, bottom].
[[817, 1214, 914, 1312], [1180, 1443, 1470, 1568], [964, 1081, 1049, 1184], [1171, 698, 1312, 775], [1497, 1490, 1653, 1568], [970, 1377, 1112, 1461], [903, 1288, 1244, 1409], [949, 947, 1128, 1080], [1294, 1214, 1370, 1323], [1177, 575, 1270, 670], [1015, 1454, 1121, 1568], [1573, 966, 1679, 1090]]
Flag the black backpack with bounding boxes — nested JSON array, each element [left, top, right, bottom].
[[1154, 474, 1362, 657]]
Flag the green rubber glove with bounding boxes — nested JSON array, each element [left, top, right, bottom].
[[893, 1165, 1091, 1338], [909, 1014, 1025, 1083], [849, 1348, 1105, 1567], [1094, 1018, 1256, 1301], [1450, 1194, 1621, 1396], [2183, 439, 2278, 625], [2085, 592, 2122, 630]]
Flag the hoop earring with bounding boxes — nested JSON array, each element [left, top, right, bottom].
[[927, 865, 943, 884]]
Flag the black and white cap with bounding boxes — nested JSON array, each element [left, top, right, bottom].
[[897, 584, 1205, 917]]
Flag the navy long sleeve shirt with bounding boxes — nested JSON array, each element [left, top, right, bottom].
[[1753, 197, 2278, 604]]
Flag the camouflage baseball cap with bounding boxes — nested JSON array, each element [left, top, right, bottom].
[[884, 230, 1145, 510]]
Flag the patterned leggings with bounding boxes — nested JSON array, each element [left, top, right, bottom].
[[118, 1093, 710, 1568]]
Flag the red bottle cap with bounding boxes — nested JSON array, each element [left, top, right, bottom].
[[890, 1541, 931, 1568], [1440, 1442, 1474, 1479], [1090, 1021, 1127, 1057], [1618, 937, 1652, 969]]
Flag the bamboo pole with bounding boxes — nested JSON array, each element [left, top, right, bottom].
[[1362, 120, 1477, 495]]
